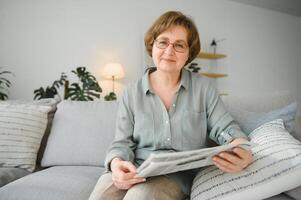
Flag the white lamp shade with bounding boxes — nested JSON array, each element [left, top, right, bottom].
[[102, 63, 125, 79]]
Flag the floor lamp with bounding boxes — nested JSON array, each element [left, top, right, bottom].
[[102, 63, 125, 100]]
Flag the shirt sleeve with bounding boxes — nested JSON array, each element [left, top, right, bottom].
[[205, 84, 248, 145], [104, 88, 136, 171]]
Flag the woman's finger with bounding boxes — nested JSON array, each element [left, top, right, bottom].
[[121, 161, 137, 173], [213, 161, 233, 173], [218, 151, 250, 169], [115, 172, 145, 184], [113, 174, 146, 190], [213, 156, 241, 172], [233, 148, 252, 160], [115, 171, 136, 181], [234, 148, 253, 167], [218, 152, 242, 166], [114, 182, 132, 190], [112, 161, 138, 181], [124, 177, 146, 185]]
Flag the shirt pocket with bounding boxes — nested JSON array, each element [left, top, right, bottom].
[[133, 113, 154, 147], [181, 110, 207, 150]]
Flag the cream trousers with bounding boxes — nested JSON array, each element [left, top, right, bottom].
[[89, 173, 184, 200]]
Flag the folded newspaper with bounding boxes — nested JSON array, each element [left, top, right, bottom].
[[137, 141, 254, 177]]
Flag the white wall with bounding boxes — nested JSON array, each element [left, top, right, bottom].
[[1, 0, 300, 114]]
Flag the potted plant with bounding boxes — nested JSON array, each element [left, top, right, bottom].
[[34, 73, 67, 100], [104, 92, 117, 101], [186, 62, 201, 73], [66, 67, 102, 101], [34, 67, 102, 101], [0, 67, 13, 100]]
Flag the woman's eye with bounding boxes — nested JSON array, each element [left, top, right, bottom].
[[175, 43, 185, 49], [159, 41, 168, 46]]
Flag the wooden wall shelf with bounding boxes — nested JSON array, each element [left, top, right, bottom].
[[196, 50, 228, 94], [197, 52, 226, 59]]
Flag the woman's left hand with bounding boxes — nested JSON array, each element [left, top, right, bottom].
[[212, 138, 253, 173]]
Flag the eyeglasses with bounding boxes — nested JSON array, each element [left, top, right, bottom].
[[154, 38, 188, 53]]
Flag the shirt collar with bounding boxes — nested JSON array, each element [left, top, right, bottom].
[[142, 67, 189, 95], [180, 68, 189, 91], [142, 67, 155, 94]]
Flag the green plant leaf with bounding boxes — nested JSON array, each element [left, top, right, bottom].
[[66, 67, 102, 101], [0, 68, 12, 100], [104, 92, 117, 101], [33, 66, 102, 101]]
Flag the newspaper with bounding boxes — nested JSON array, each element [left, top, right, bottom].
[[137, 141, 254, 177]]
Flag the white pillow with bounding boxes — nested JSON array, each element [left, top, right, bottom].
[[0, 102, 52, 172], [191, 119, 301, 200]]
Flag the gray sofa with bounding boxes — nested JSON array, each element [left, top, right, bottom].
[[0, 93, 300, 200]]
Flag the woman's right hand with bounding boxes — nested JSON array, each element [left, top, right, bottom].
[[110, 157, 146, 190]]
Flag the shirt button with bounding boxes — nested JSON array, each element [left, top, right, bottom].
[[167, 138, 170, 141], [172, 104, 176, 107], [165, 120, 169, 124]]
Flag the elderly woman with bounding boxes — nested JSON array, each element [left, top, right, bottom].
[[89, 11, 252, 200]]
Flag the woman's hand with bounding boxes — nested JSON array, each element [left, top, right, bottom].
[[212, 138, 253, 173], [110, 157, 146, 190]]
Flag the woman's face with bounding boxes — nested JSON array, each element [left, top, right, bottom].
[[152, 26, 189, 74]]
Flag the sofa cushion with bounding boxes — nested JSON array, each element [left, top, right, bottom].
[[41, 100, 118, 167], [264, 194, 295, 200], [225, 102, 297, 135], [285, 185, 301, 200], [0, 166, 103, 200], [191, 119, 301, 200], [0, 101, 52, 172], [0, 167, 30, 187]]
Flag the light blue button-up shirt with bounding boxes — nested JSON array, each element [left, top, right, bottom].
[[105, 68, 247, 195]]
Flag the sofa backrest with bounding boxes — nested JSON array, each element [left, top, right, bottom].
[[222, 92, 301, 140], [36, 92, 300, 169], [222, 91, 295, 112], [39, 100, 119, 168]]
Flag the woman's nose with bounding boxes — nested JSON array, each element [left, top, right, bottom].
[[164, 44, 175, 55]]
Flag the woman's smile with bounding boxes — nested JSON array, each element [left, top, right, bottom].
[[161, 58, 176, 62]]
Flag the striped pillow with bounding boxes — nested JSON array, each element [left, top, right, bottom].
[[0, 102, 51, 172], [191, 119, 301, 200]]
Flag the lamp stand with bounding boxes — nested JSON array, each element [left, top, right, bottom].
[[112, 75, 115, 93]]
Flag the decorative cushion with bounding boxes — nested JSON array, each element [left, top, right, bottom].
[[225, 102, 297, 134], [0, 98, 60, 166], [191, 119, 301, 200], [0, 102, 52, 172], [41, 100, 118, 167]]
